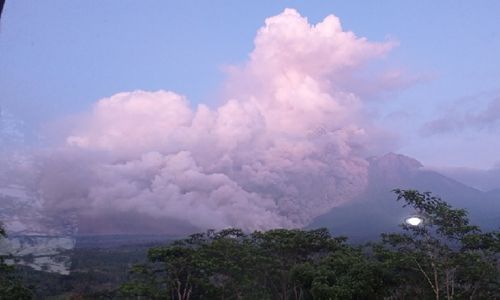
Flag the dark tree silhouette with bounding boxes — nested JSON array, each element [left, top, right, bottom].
[[0, 0, 5, 22]]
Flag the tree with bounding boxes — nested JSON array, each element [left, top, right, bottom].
[[147, 237, 203, 300], [373, 189, 500, 299], [250, 228, 345, 300], [291, 246, 385, 299], [121, 191, 499, 299], [122, 228, 356, 300], [194, 228, 265, 299], [120, 263, 165, 299], [143, 229, 262, 300]]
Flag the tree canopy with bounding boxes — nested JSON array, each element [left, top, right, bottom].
[[121, 190, 499, 300]]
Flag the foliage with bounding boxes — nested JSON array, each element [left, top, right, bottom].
[[373, 189, 500, 299], [121, 190, 499, 300], [121, 228, 386, 299]]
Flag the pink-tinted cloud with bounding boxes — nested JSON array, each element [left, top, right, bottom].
[[5, 9, 401, 234]]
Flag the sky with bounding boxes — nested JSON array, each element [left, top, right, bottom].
[[1, 1, 499, 170], [0, 1, 500, 168], [1, 1, 500, 234]]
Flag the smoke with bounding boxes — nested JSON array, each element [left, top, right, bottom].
[[18, 9, 398, 234]]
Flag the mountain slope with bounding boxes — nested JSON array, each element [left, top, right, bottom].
[[310, 153, 500, 241]]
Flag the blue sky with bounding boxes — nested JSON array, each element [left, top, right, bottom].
[[1, 0, 500, 169]]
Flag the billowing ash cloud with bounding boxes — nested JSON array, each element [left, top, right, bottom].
[[23, 9, 396, 234]]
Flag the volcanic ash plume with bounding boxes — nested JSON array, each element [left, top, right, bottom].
[[38, 9, 395, 234]]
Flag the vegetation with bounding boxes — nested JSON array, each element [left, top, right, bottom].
[[1, 189, 499, 299], [373, 189, 500, 299], [120, 189, 500, 299]]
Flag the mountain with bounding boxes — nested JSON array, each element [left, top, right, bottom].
[[310, 153, 500, 241]]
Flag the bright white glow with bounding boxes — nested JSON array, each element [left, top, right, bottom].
[[405, 216, 423, 226]]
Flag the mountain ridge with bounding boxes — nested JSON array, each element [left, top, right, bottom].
[[310, 153, 500, 241]]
